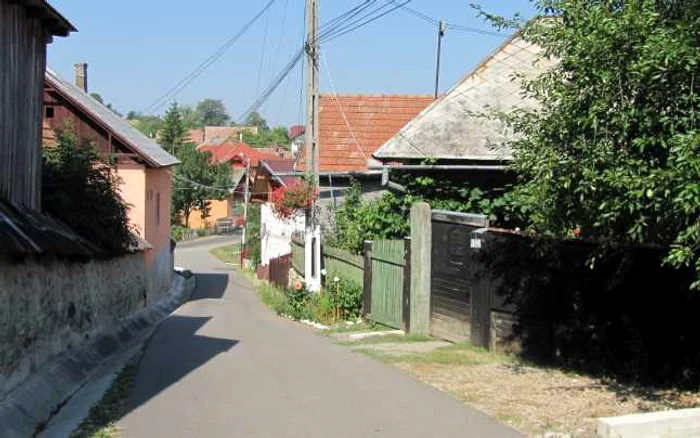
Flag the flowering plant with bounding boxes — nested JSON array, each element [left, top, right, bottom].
[[270, 179, 318, 219]]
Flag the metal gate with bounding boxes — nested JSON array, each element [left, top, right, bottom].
[[430, 211, 488, 343], [370, 239, 406, 329]]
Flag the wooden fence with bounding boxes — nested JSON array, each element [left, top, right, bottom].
[[322, 246, 364, 286], [291, 236, 304, 276], [290, 237, 409, 330], [269, 253, 291, 290]]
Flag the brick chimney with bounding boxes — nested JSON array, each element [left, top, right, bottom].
[[74, 63, 88, 92]]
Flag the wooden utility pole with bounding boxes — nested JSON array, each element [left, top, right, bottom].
[[240, 156, 251, 268], [434, 20, 446, 99], [304, 0, 321, 291]]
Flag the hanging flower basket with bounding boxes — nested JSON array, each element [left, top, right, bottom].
[[270, 180, 318, 220]]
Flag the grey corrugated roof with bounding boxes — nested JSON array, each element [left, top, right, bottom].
[[45, 68, 179, 168], [373, 34, 554, 162]]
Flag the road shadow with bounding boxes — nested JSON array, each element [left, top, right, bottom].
[[188, 273, 229, 301], [126, 314, 238, 415]]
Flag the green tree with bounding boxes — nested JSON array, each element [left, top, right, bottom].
[[492, 1, 700, 287], [42, 129, 133, 253], [159, 102, 188, 155], [172, 143, 232, 227], [245, 111, 268, 131], [180, 104, 198, 129], [195, 98, 231, 127], [126, 111, 164, 138], [242, 126, 289, 148]]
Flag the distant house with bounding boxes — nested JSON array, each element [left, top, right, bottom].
[[373, 33, 553, 187], [270, 94, 434, 209], [187, 125, 259, 146], [288, 125, 305, 157], [0, 1, 75, 210], [187, 141, 280, 229], [43, 66, 179, 295]]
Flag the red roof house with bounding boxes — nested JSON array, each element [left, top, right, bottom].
[[297, 94, 434, 173]]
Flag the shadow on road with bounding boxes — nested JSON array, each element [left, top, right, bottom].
[[189, 273, 229, 301], [127, 314, 238, 415]]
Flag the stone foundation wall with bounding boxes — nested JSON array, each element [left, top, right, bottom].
[[0, 253, 150, 398]]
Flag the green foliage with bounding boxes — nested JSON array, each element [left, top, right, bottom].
[[242, 126, 290, 148], [491, 1, 700, 287], [159, 102, 188, 156], [42, 130, 133, 254], [326, 181, 414, 253], [245, 111, 268, 131], [172, 142, 232, 227], [194, 98, 231, 127], [246, 204, 262, 266], [164, 103, 232, 227], [327, 177, 515, 254], [126, 112, 164, 139], [325, 275, 363, 320]]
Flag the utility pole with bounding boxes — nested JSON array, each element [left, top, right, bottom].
[[240, 156, 251, 268], [304, 0, 321, 292], [434, 20, 446, 99]]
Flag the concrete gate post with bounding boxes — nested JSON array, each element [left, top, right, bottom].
[[410, 202, 431, 335]]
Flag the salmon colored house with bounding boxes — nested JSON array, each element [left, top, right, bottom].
[[43, 66, 179, 296]]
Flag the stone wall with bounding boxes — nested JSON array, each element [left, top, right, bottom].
[[0, 252, 150, 398], [146, 242, 174, 304]]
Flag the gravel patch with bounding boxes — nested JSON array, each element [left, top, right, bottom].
[[394, 361, 700, 437]]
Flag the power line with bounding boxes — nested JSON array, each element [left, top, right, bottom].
[[143, 0, 279, 115], [387, 0, 506, 37], [256, 2, 273, 96]]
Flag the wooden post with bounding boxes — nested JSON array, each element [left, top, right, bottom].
[[403, 237, 411, 332], [362, 240, 373, 319], [410, 202, 432, 335]]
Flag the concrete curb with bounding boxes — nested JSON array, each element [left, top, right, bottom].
[[0, 273, 196, 438], [597, 408, 700, 438]]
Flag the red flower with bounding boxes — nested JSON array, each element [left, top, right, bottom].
[[573, 227, 582, 237], [294, 281, 303, 291], [271, 180, 317, 219]]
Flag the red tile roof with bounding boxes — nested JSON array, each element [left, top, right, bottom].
[[298, 94, 434, 172], [197, 142, 280, 168], [289, 125, 305, 140], [187, 128, 205, 144], [261, 159, 299, 187]]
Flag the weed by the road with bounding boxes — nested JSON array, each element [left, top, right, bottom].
[[209, 244, 242, 266], [69, 363, 136, 438]]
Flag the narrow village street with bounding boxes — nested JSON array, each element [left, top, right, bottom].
[[118, 237, 521, 437]]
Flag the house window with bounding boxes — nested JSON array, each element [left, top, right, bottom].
[[156, 192, 161, 226], [45, 106, 55, 118]]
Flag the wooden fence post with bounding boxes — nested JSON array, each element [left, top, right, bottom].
[[403, 237, 411, 332], [410, 202, 431, 335], [363, 240, 373, 319]]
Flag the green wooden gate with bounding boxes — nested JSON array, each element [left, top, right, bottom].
[[370, 239, 407, 329]]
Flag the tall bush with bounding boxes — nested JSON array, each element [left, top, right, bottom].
[[492, 1, 700, 288], [42, 130, 133, 254]]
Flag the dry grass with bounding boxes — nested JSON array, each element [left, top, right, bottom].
[[355, 343, 700, 437]]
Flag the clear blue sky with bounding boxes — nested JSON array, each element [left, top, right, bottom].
[[47, 0, 535, 127]]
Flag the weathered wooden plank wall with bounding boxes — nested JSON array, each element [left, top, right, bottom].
[[291, 236, 305, 275], [370, 239, 406, 329], [322, 246, 364, 286], [0, 1, 47, 210]]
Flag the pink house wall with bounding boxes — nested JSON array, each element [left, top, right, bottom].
[[117, 163, 147, 238], [144, 166, 172, 268]]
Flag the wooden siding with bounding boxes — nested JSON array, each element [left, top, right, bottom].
[[0, 1, 48, 210], [370, 239, 406, 329], [322, 246, 364, 286], [430, 218, 483, 343]]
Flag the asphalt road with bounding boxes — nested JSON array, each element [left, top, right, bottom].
[[119, 238, 521, 437]]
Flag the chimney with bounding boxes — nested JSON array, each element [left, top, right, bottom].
[[74, 63, 88, 92]]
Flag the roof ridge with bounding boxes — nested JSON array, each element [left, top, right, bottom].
[[319, 93, 435, 99]]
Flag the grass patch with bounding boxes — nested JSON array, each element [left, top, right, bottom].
[[258, 281, 291, 315], [338, 334, 432, 346], [322, 321, 379, 335], [69, 363, 136, 438], [356, 342, 506, 367], [209, 244, 242, 265]]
